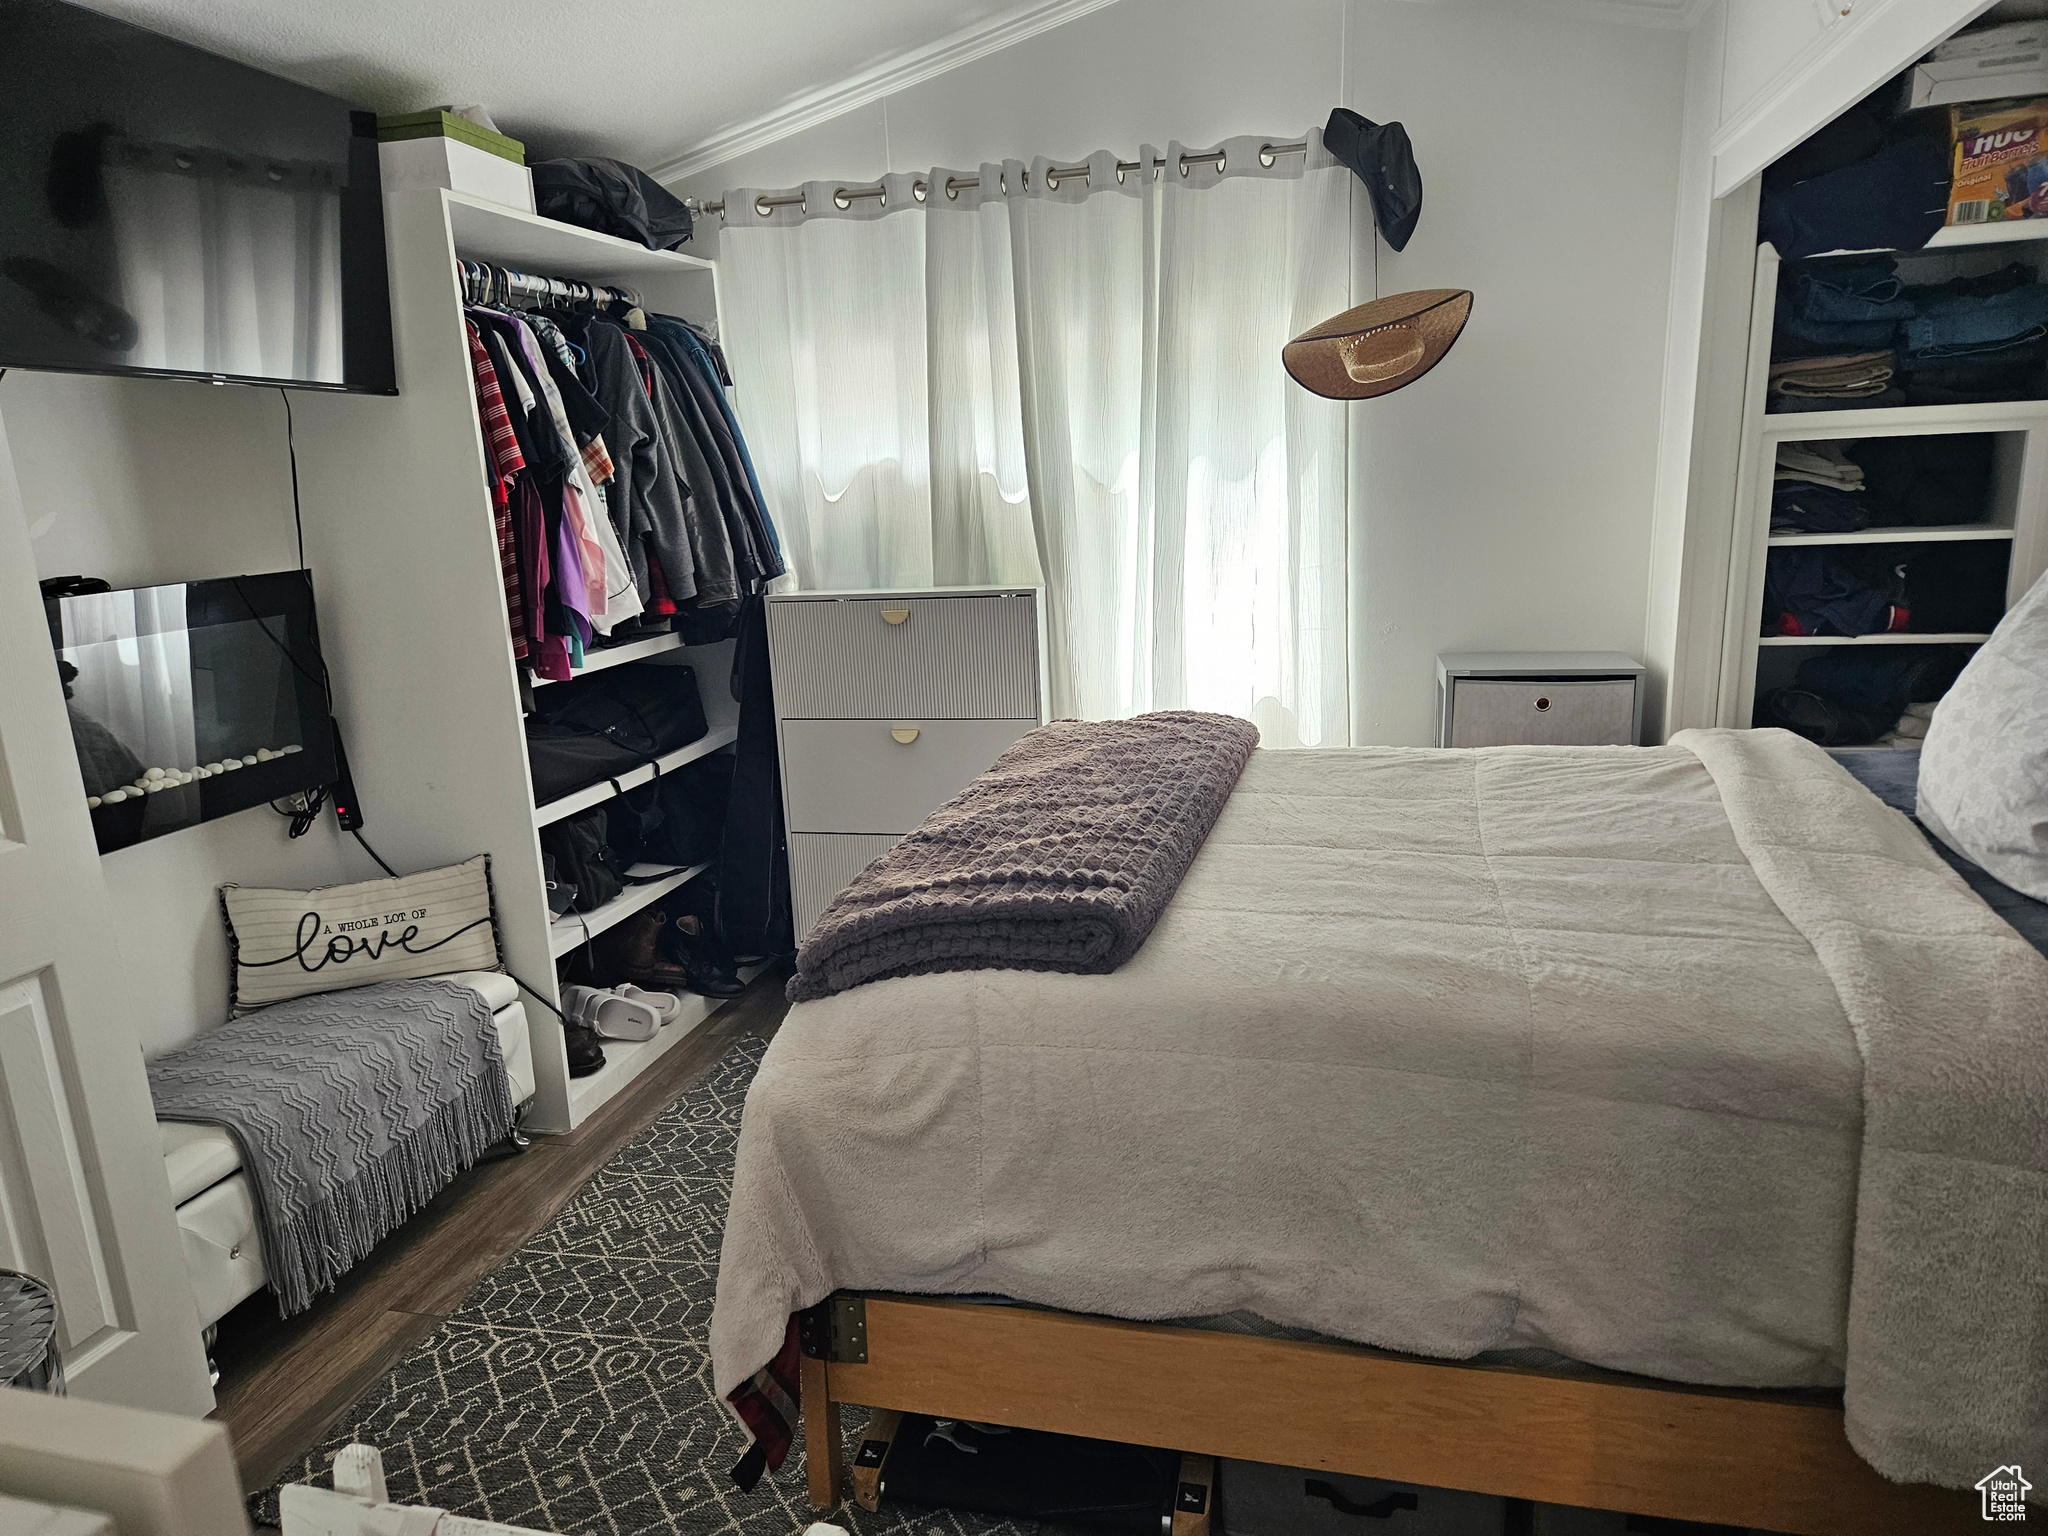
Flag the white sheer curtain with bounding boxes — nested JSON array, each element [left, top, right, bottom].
[[59, 587, 196, 773], [719, 131, 1354, 745], [106, 149, 346, 384], [718, 174, 936, 590]]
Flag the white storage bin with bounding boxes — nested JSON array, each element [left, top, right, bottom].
[[1219, 1460, 1506, 1536], [379, 134, 534, 213]]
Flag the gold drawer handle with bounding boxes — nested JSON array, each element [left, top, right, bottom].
[[891, 727, 921, 744], [880, 607, 910, 625]]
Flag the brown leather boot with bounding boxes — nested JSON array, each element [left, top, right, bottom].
[[597, 908, 696, 991]]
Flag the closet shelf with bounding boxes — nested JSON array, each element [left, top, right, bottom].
[[1767, 524, 2016, 546], [548, 861, 710, 958], [1758, 631, 1991, 647], [562, 963, 766, 1125], [1809, 222, 2048, 259], [530, 631, 686, 687], [444, 191, 715, 283], [533, 723, 738, 828], [1761, 401, 2048, 438]]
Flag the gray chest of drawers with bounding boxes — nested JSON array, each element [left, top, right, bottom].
[[767, 587, 1047, 939]]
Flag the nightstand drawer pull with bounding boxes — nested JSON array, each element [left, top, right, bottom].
[[891, 727, 921, 744], [880, 608, 910, 626]]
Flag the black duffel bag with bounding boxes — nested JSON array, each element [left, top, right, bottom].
[[538, 807, 624, 913], [605, 753, 734, 870], [525, 662, 707, 808]]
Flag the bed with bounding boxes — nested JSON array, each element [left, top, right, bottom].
[[710, 729, 2045, 1534]]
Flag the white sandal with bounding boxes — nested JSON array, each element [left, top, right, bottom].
[[561, 984, 661, 1043], [613, 983, 683, 1027]]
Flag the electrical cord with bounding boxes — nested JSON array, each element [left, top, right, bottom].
[[348, 825, 570, 1026], [267, 391, 569, 1032], [279, 386, 305, 572]]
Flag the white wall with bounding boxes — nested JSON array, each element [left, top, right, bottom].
[[3, 371, 377, 1057], [674, 0, 1690, 745]]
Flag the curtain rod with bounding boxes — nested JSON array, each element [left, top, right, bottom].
[[692, 140, 1309, 220]]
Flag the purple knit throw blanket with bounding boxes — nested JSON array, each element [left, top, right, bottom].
[[788, 711, 1260, 1002]]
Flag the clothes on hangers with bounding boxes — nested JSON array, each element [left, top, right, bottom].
[[455, 259, 786, 681]]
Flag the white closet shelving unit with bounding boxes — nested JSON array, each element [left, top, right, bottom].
[[292, 188, 745, 1133], [1718, 222, 2048, 728]]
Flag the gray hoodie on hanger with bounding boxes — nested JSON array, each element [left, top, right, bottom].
[[639, 346, 742, 607], [583, 322, 698, 604]]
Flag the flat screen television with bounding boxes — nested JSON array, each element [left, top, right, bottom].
[[0, 0, 395, 393], [47, 570, 340, 854]]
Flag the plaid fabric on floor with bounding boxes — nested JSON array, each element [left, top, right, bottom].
[[253, 1035, 1063, 1535]]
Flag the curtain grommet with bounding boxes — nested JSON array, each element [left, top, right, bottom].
[[834, 187, 853, 210], [1259, 144, 1277, 169], [913, 179, 928, 203]]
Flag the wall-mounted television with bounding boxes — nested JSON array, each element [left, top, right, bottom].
[[0, 0, 395, 393], [47, 570, 340, 855]]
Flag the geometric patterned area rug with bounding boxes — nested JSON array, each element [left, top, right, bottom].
[[253, 1035, 1055, 1536]]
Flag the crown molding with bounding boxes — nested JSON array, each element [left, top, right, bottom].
[[650, 0, 1127, 184]]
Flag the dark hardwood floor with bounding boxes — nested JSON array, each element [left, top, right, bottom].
[[214, 965, 792, 1497]]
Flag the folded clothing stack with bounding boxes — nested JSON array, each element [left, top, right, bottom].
[[1771, 440, 1870, 533], [1849, 431, 1995, 524], [1762, 540, 2009, 638], [1771, 432, 1997, 533], [1754, 645, 1969, 746], [1767, 348, 1899, 411], [1769, 256, 2048, 411], [1758, 105, 1951, 262]]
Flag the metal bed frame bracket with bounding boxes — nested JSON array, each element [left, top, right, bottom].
[[799, 1293, 868, 1363]]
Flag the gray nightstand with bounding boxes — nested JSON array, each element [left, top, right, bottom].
[[1435, 652, 1646, 747]]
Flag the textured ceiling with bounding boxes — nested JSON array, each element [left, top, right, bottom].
[[72, 0, 1030, 168]]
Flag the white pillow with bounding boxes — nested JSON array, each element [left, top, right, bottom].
[[220, 854, 503, 1013], [1917, 569, 2048, 898]]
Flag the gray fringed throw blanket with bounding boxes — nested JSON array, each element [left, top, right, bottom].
[[148, 977, 515, 1316], [788, 711, 1260, 1003]]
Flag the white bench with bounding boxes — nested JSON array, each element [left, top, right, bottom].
[[157, 971, 538, 1333]]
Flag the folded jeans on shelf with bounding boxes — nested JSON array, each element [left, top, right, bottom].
[[1776, 257, 1914, 349], [1900, 282, 2048, 360]]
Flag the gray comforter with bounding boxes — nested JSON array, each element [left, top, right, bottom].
[[149, 978, 515, 1315], [789, 713, 1259, 1002], [713, 729, 2048, 1490]]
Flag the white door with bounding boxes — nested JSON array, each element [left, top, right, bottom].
[[0, 415, 212, 1415]]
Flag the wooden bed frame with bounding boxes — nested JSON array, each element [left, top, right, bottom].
[[796, 1293, 1979, 1534]]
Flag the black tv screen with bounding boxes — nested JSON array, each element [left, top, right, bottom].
[[0, 0, 395, 392]]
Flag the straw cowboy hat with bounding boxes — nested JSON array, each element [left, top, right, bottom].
[[1282, 288, 1472, 400]]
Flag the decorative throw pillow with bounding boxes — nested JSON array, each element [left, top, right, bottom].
[[1917, 570, 2048, 898], [220, 854, 503, 1014]]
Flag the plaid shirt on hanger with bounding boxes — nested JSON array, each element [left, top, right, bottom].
[[465, 320, 529, 661]]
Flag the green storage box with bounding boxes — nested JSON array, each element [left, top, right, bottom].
[[375, 110, 524, 166]]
